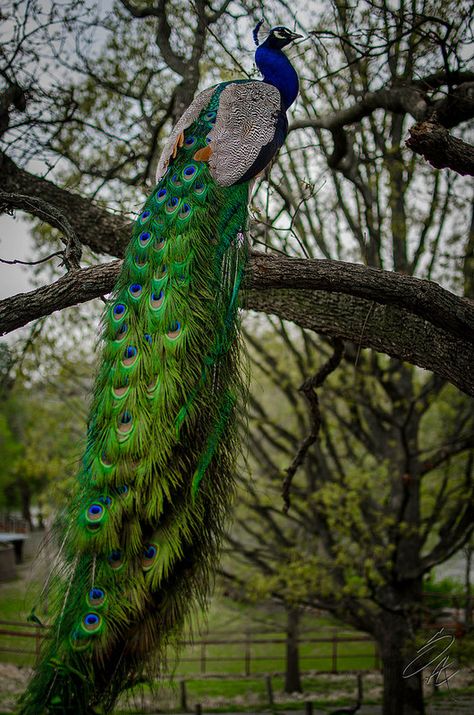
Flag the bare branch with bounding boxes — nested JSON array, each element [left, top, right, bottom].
[[282, 338, 344, 513], [406, 117, 474, 176]]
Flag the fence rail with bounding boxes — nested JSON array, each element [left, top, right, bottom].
[[0, 620, 380, 674]]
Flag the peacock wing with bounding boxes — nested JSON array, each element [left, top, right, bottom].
[[208, 81, 286, 187], [155, 86, 216, 182]]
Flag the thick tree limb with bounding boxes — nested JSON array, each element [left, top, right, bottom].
[[1, 256, 473, 397], [0, 152, 131, 257], [406, 118, 474, 176], [246, 289, 474, 398], [248, 253, 474, 343]]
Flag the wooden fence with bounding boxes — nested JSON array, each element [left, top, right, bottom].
[[0, 619, 379, 674]]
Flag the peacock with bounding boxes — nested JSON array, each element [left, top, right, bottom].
[[19, 21, 301, 714]]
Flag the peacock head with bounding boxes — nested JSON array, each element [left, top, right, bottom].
[[253, 21, 302, 50]]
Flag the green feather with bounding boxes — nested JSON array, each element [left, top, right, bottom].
[[19, 104, 249, 714]]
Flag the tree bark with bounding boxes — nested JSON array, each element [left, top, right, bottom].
[[378, 613, 424, 715], [284, 606, 302, 693]]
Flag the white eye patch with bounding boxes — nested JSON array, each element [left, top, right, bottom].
[[273, 30, 288, 39]]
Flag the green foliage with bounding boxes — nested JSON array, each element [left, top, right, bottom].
[[0, 340, 90, 517]]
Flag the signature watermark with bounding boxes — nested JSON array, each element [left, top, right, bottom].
[[403, 628, 459, 694]]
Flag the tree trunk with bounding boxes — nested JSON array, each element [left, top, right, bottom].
[[379, 613, 424, 715], [18, 478, 32, 530], [465, 541, 472, 627], [284, 606, 302, 693]]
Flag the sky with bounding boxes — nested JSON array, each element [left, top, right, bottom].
[[0, 213, 37, 300]]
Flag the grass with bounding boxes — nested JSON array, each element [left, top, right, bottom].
[[0, 552, 378, 673], [116, 672, 377, 713], [0, 545, 381, 714]]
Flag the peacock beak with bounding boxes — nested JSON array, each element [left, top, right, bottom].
[[288, 32, 303, 41]]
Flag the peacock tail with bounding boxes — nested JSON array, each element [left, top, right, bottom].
[[20, 22, 300, 714]]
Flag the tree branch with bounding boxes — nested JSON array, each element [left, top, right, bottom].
[[282, 338, 344, 513], [406, 117, 474, 176], [248, 253, 474, 344], [1, 257, 473, 397]]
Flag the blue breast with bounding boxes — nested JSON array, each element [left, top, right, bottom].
[[255, 46, 299, 110]]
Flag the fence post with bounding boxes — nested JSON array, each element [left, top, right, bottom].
[[244, 630, 251, 676], [179, 679, 188, 711], [265, 674, 274, 711], [305, 703, 314, 715], [332, 629, 337, 673], [200, 641, 206, 674], [35, 625, 40, 661], [195, 705, 202, 715], [374, 641, 380, 670]]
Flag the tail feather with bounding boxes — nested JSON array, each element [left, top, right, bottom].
[[20, 109, 249, 713]]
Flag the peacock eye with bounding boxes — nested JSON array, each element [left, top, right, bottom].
[[140, 210, 151, 223], [138, 231, 151, 246], [179, 203, 191, 219], [183, 164, 197, 178], [113, 303, 126, 319], [156, 188, 167, 203], [129, 283, 142, 298], [167, 321, 182, 339], [184, 136, 196, 147]]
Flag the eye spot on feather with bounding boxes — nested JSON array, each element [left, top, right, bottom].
[[122, 345, 138, 367], [155, 265, 167, 280], [114, 322, 128, 341], [150, 290, 165, 310], [170, 172, 182, 187], [98, 495, 113, 507], [182, 164, 197, 180], [116, 484, 129, 496], [139, 210, 151, 223], [154, 237, 166, 252], [113, 303, 127, 320], [166, 196, 180, 214], [144, 333, 152, 345], [86, 503, 104, 522], [118, 411, 133, 434], [70, 629, 91, 651], [147, 376, 159, 394], [138, 231, 151, 246], [179, 203, 191, 220], [204, 110, 216, 124], [142, 542, 158, 570], [184, 135, 196, 147], [206, 135, 212, 143], [194, 181, 205, 195], [167, 321, 182, 339], [108, 549, 123, 570], [129, 283, 142, 298], [87, 588, 106, 607], [82, 612, 102, 633], [101, 453, 113, 467], [156, 188, 167, 204]]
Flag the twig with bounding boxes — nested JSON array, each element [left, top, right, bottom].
[[0, 251, 65, 266], [0, 191, 82, 270], [282, 338, 344, 513]]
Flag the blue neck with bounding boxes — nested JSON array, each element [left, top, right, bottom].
[[255, 45, 299, 110]]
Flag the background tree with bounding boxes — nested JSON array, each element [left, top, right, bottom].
[[0, 2, 473, 715]]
